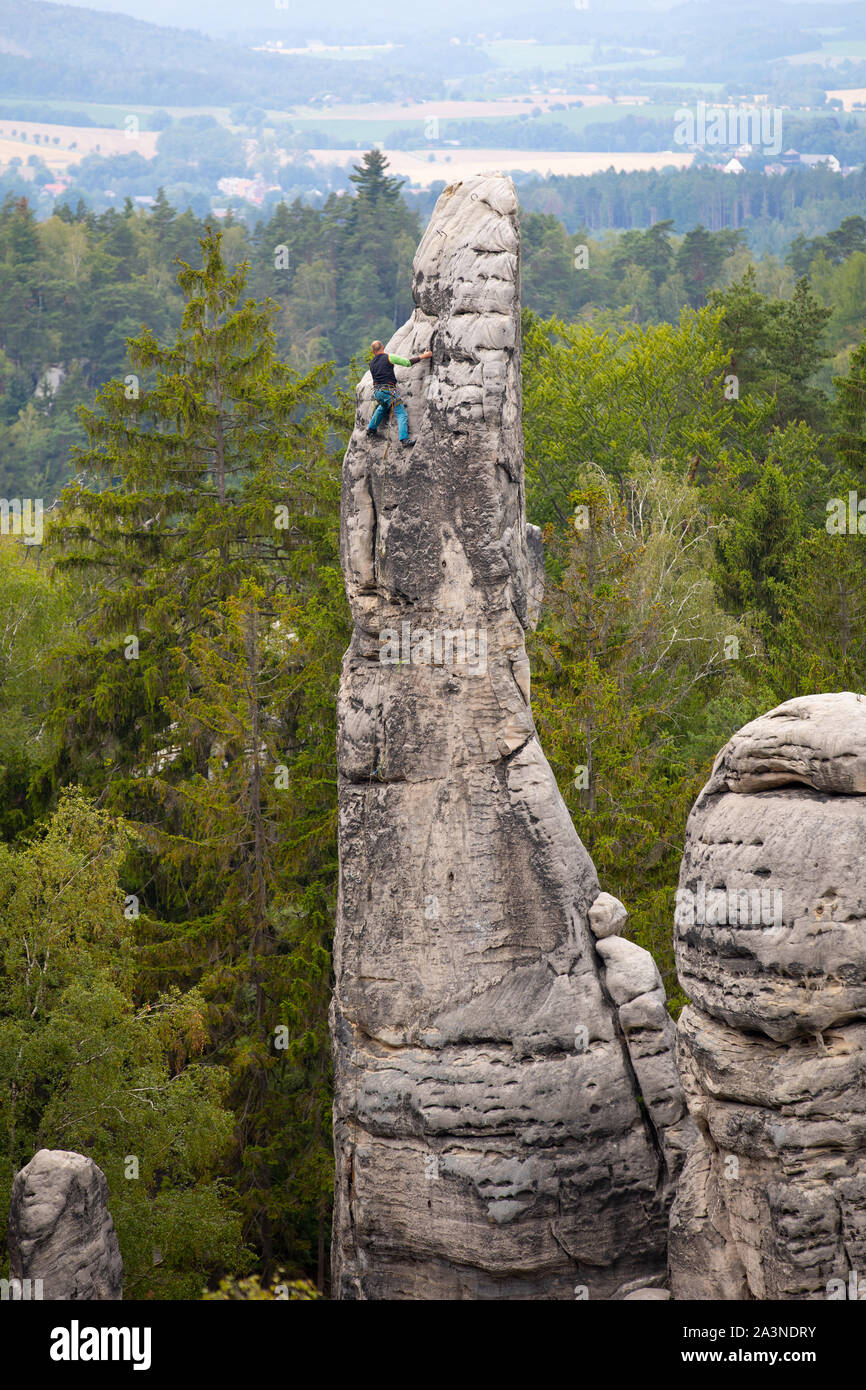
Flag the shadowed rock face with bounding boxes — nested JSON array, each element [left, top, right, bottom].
[[331, 174, 689, 1300], [8, 1149, 123, 1300], [670, 694, 866, 1300]]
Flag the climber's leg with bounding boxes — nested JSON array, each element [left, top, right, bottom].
[[368, 391, 391, 433], [394, 400, 410, 442]]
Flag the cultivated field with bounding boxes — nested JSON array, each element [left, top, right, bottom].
[[282, 94, 650, 122], [0, 120, 159, 171], [826, 87, 866, 110], [306, 147, 695, 184]]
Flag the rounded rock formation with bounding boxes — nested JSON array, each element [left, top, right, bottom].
[[8, 1149, 123, 1300], [670, 693, 866, 1300]]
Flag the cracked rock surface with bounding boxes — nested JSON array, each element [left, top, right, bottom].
[[331, 174, 689, 1300], [8, 1149, 123, 1300], [670, 693, 866, 1300]]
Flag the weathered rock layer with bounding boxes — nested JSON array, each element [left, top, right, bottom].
[[670, 693, 866, 1300], [331, 174, 690, 1300], [8, 1149, 123, 1300]]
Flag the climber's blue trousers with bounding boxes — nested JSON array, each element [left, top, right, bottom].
[[369, 389, 410, 441]]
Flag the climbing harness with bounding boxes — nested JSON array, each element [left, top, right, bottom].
[[374, 382, 403, 408]]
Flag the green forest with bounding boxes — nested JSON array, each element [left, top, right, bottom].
[[1, 150, 865, 1297], [4, 150, 866, 498]]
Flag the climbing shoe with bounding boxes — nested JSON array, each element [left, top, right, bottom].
[[401, 438, 416, 449]]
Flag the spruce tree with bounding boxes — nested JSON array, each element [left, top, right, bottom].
[[347, 148, 404, 206], [834, 337, 866, 483], [46, 227, 351, 1283], [713, 462, 803, 625], [766, 530, 866, 696]]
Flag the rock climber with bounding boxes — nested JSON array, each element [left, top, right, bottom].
[[367, 340, 432, 448]]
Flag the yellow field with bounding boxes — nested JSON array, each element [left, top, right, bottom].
[[0, 120, 159, 172], [0, 111, 688, 192], [306, 147, 694, 185], [826, 88, 866, 110]]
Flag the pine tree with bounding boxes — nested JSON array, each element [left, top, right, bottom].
[[148, 187, 175, 242], [766, 530, 866, 696], [0, 196, 41, 365], [709, 269, 831, 430], [48, 227, 336, 788], [146, 580, 343, 1279], [336, 152, 420, 360], [45, 228, 351, 1283], [677, 224, 726, 307], [347, 148, 404, 206], [714, 462, 803, 625], [834, 337, 866, 483]]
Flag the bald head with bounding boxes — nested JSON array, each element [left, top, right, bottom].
[[371, 340, 384, 354]]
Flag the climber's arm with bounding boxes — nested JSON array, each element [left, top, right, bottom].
[[388, 351, 433, 367]]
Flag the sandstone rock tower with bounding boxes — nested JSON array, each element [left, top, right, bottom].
[[331, 174, 690, 1299], [8, 1149, 123, 1300], [670, 693, 866, 1300]]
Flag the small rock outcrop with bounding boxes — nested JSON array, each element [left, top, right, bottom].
[[669, 693, 866, 1300], [8, 1149, 123, 1300], [331, 173, 691, 1300]]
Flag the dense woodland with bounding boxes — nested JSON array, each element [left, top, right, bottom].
[[382, 112, 866, 161], [8, 115, 866, 249], [4, 151, 866, 495], [1, 150, 865, 1295], [516, 165, 866, 255]]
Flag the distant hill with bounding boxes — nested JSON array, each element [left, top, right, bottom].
[[36, 0, 865, 41], [0, 0, 403, 106], [9, 0, 684, 39], [4, 0, 866, 115]]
